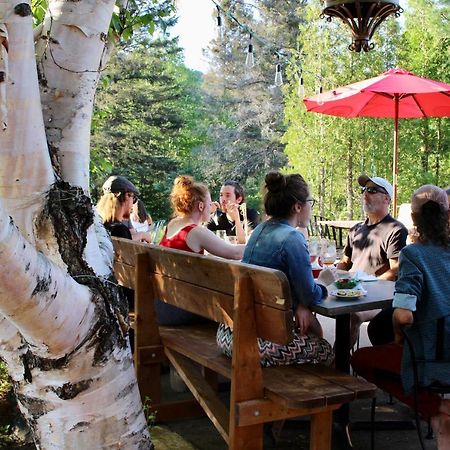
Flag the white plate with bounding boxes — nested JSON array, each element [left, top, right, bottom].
[[330, 289, 365, 300]]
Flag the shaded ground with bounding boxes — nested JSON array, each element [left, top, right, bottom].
[[0, 364, 440, 450], [0, 317, 441, 450], [164, 390, 438, 450]]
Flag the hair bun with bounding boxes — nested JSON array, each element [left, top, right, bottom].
[[174, 175, 193, 188], [265, 172, 286, 193]]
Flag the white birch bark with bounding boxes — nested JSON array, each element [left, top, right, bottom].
[[0, 0, 152, 448]]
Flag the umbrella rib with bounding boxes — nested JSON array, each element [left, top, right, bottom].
[[410, 95, 428, 118]]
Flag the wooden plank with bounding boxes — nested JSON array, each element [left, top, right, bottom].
[[113, 261, 135, 289], [137, 345, 166, 365], [135, 253, 162, 403], [149, 399, 205, 422], [229, 275, 264, 450], [113, 237, 293, 311], [235, 399, 340, 427], [165, 348, 230, 444], [263, 365, 356, 408], [154, 275, 293, 344], [300, 364, 376, 399], [309, 410, 333, 450], [160, 325, 232, 378]]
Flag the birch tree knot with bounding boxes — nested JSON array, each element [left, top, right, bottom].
[[14, 3, 32, 17]]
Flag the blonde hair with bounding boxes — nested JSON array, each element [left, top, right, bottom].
[[171, 175, 209, 216], [96, 192, 123, 224]]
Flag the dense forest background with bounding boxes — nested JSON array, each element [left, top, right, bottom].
[[91, 0, 450, 221]]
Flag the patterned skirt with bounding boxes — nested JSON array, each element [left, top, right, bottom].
[[216, 324, 334, 367]]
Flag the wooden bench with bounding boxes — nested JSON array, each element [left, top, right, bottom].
[[112, 237, 376, 450]]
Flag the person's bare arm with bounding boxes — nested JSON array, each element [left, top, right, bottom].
[[393, 308, 414, 344], [187, 226, 245, 260], [378, 257, 399, 280], [227, 203, 246, 244], [336, 255, 352, 271]]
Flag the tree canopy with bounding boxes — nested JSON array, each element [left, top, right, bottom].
[[91, 0, 450, 221]]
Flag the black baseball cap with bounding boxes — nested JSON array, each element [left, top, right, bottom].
[[102, 176, 140, 196]]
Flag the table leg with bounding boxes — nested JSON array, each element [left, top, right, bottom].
[[334, 314, 352, 446], [335, 314, 351, 374]]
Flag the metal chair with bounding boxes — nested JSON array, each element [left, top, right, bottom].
[[370, 314, 450, 450]]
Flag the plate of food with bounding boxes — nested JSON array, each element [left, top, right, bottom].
[[333, 277, 359, 289], [330, 289, 365, 300]]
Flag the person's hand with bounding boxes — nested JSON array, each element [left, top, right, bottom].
[[294, 304, 313, 336], [132, 232, 152, 244], [226, 202, 241, 222], [210, 201, 220, 215], [317, 267, 337, 286]]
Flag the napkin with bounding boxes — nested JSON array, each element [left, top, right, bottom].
[[350, 270, 378, 282]]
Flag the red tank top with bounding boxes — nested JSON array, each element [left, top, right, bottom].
[[159, 224, 204, 254]]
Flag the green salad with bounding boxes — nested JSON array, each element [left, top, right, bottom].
[[334, 277, 359, 289]]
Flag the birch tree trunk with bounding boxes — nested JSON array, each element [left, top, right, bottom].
[[0, 0, 151, 448]]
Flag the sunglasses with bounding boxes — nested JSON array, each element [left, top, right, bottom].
[[361, 186, 387, 195]]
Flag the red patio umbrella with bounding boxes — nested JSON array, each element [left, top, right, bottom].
[[303, 68, 450, 214]]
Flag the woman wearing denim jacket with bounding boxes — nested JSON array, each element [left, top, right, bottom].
[[217, 172, 334, 366]]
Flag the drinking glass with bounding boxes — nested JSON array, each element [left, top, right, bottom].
[[308, 238, 320, 265], [216, 230, 227, 241], [321, 239, 337, 266]]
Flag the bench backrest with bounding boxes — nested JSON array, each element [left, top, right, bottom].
[[113, 237, 294, 345]]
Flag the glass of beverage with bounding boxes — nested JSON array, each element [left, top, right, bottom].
[[308, 238, 320, 264], [216, 230, 227, 241], [321, 239, 337, 267]]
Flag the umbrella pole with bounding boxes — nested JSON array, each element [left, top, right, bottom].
[[393, 95, 399, 217]]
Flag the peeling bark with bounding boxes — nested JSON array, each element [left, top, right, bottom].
[[0, 0, 152, 447]]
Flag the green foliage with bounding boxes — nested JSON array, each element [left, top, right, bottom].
[[191, 1, 308, 201], [91, 37, 208, 220], [283, 0, 449, 219], [108, 0, 175, 42], [31, 0, 47, 26], [89, 0, 448, 223], [143, 397, 157, 429]]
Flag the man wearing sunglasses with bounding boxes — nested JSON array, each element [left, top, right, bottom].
[[337, 175, 408, 345]]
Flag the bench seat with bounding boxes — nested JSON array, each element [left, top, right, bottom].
[[112, 237, 376, 450]]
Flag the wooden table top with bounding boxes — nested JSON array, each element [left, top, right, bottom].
[[317, 220, 362, 230], [311, 279, 395, 317]]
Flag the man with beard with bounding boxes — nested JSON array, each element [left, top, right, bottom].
[[337, 175, 408, 345]]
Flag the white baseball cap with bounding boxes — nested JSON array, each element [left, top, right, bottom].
[[358, 175, 393, 199]]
